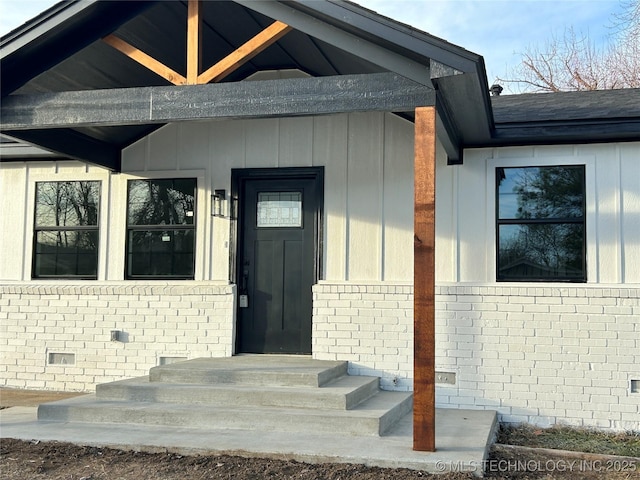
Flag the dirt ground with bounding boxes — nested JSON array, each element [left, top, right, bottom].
[[1, 389, 638, 479], [2, 438, 639, 480], [0, 388, 83, 408]]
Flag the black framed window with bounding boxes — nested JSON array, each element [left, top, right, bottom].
[[33, 181, 100, 279], [126, 178, 196, 279], [496, 166, 586, 282]]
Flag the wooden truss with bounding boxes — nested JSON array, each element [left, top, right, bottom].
[[102, 0, 291, 85]]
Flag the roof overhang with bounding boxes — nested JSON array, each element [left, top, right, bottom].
[[484, 88, 640, 148], [5, 0, 637, 171], [1, 0, 495, 169], [1, 1, 156, 94], [491, 118, 640, 146], [0, 134, 63, 160]]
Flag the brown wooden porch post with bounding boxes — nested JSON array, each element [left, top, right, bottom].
[[413, 106, 436, 452]]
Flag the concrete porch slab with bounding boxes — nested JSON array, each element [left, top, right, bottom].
[[0, 405, 496, 475]]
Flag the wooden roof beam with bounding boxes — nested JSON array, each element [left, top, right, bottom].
[[103, 0, 290, 87], [187, 0, 202, 84], [198, 20, 292, 84], [1, 73, 434, 129], [102, 34, 187, 85]]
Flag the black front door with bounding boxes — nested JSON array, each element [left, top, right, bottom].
[[235, 169, 322, 354]]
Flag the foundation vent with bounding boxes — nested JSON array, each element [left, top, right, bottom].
[[436, 371, 456, 385], [48, 352, 75, 365]]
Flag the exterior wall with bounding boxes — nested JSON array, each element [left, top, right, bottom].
[[313, 283, 413, 391], [313, 283, 639, 430], [435, 284, 639, 431], [121, 112, 415, 284], [432, 143, 640, 430], [0, 284, 235, 391], [1, 115, 638, 432], [0, 112, 415, 283], [436, 143, 640, 284], [0, 162, 112, 281], [0, 112, 417, 391]]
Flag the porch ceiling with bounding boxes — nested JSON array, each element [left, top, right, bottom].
[[1, 0, 492, 169]]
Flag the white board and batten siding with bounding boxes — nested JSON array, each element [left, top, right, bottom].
[[436, 143, 640, 284], [0, 162, 112, 281], [16, 120, 638, 286], [121, 112, 416, 284]]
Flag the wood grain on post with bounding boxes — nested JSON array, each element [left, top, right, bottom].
[[413, 105, 436, 452]]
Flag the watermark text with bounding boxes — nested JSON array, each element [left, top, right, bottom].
[[434, 458, 638, 474]]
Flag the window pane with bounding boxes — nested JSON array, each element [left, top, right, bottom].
[[497, 166, 584, 220], [128, 179, 196, 226], [33, 230, 99, 277], [257, 192, 302, 227], [498, 224, 585, 280], [127, 230, 195, 277], [35, 181, 100, 227]]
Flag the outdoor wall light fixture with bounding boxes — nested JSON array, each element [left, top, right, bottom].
[[212, 189, 226, 217], [110, 330, 121, 342]]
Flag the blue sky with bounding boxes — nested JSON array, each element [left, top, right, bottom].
[[0, 0, 624, 92]]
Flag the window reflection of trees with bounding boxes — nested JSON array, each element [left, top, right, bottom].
[[128, 180, 194, 226], [509, 167, 584, 220], [33, 181, 100, 277], [497, 167, 585, 280], [126, 179, 196, 278], [36, 182, 100, 248], [36, 181, 99, 223]]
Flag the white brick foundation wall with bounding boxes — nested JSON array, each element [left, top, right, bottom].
[[312, 283, 414, 391], [436, 284, 640, 431], [313, 282, 640, 431], [0, 283, 236, 391], [2, 280, 638, 431]]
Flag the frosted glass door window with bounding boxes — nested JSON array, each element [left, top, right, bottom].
[[257, 192, 302, 227]]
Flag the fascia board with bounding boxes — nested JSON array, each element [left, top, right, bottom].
[[0, 1, 99, 59], [237, 0, 433, 88], [305, 0, 482, 73]]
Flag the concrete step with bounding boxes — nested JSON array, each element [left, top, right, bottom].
[[149, 357, 348, 387], [38, 391, 413, 436], [97, 375, 381, 410], [38, 357, 413, 437]]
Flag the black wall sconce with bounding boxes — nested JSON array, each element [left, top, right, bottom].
[[212, 189, 226, 217]]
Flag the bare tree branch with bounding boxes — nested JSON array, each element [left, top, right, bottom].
[[497, 0, 639, 92]]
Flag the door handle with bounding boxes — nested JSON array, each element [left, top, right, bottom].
[[240, 265, 249, 308]]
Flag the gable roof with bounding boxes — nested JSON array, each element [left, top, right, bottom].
[[1, 0, 639, 168], [0, 0, 492, 168]]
